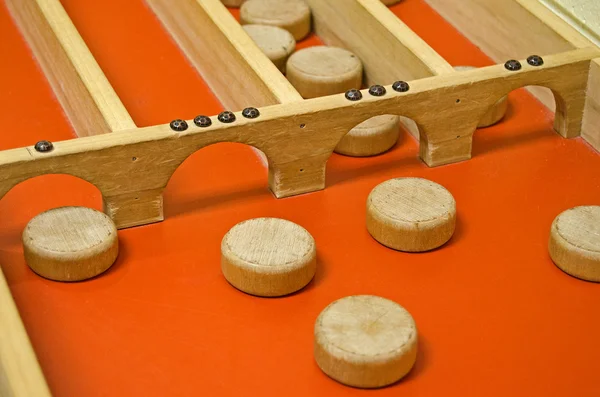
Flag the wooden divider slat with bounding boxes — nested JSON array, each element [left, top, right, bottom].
[[6, 0, 136, 136], [146, 0, 302, 109]]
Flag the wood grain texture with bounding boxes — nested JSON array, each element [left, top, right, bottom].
[[0, 48, 595, 229], [242, 25, 296, 73], [454, 66, 508, 127], [22, 207, 119, 282], [0, 269, 52, 397], [240, 0, 311, 40], [582, 59, 600, 150], [335, 115, 401, 156], [549, 206, 600, 282], [314, 295, 418, 388], [306, 0, 454, 84], [5, 0, 135, 136], [146, 0, 302, 110], [366, 178, 456, 252], [286, 46, 364, 98], [221, 217, 316, 296]]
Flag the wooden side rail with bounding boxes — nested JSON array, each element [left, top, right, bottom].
[[5, 0, 136, 136], [0, 269, 52, 397], [146, 0, 302, 110], [0, 48, 595, 229], [306, 0, 455, 85]]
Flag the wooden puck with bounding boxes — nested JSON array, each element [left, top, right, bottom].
[[549, 206, 600, 282], [242, 24, 296, 73], [221, 217, 316, 296], [240, 0, 311, 41], [286, 46, 363, 99], [22, 206, 119, 282], [455, 66, 508, 127], [314, 295, 418, 388], [366, 177, 456, 252], [335, 115, 401, 156]]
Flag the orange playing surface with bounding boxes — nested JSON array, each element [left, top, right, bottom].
[[1, 1, 600, 396]]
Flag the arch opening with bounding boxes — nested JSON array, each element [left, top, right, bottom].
[[472, 85, 566, 157], [326, 113, 423, 188], [163, 142, 271, 219], [0, 174, 103, 245]]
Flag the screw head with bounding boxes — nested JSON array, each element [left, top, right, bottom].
[[392, 81, 410, 92], [527, 55, 544, 66], [193, 115, 212, 127], [34, 140, 53, 153], [368, 85, 386, 96], [169, 119, 188, 131], [345, 89, 362, 101], [242, 107, 260, 119], [504, 60, 522, 71], [218, 111, 236, 123]]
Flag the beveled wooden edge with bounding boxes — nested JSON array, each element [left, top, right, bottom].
[[146, 0, 302, 110], [5, 0, 136, 136], [0, 48, 596, 229], [0, 268, 52, 397]]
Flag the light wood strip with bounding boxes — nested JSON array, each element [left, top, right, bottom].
[[6, 0, 135, 136], [0, 48, 595, 228], [146, 0, 302, 110], [0, 268, 52, 397], [305, 0, 454, 85]]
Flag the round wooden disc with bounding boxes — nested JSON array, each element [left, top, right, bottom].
[[243, 24, 296, 73], [240, 0, 311, 41], [221, 217, 316, 296], [286, 46, 363, 99], [220, 0, 246, 7], [455, 66, 508, 127], [549, 206, 600, 282], [314, 295, 418, 388], [335, 115, 401, 156], [22, 206, 119, 282], [366, 177, 456, 252], [381, 0, 403, 5]]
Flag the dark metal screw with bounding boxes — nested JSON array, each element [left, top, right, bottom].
[[368, 85, 386, 96], [392, 81, 410, 92], [34, 140, 53, 153], [504, 60, 522, 71], [169, 119, 188, 131], [242, 107, 260, 119], [218, 111, 236, 123], [194, 115, 212, 127], [527, 55, 544, 66], [345, 89, 362, 101]]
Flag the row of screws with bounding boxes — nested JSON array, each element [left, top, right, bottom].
[[169, 107, 261, 132], [505, 55, 544, 71], [33, 56, 546, 152], [345, 55, 544, 102], [345, 81, 410, 101]]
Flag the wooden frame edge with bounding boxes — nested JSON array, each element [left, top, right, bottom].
[[0, 268, 52, 397]]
